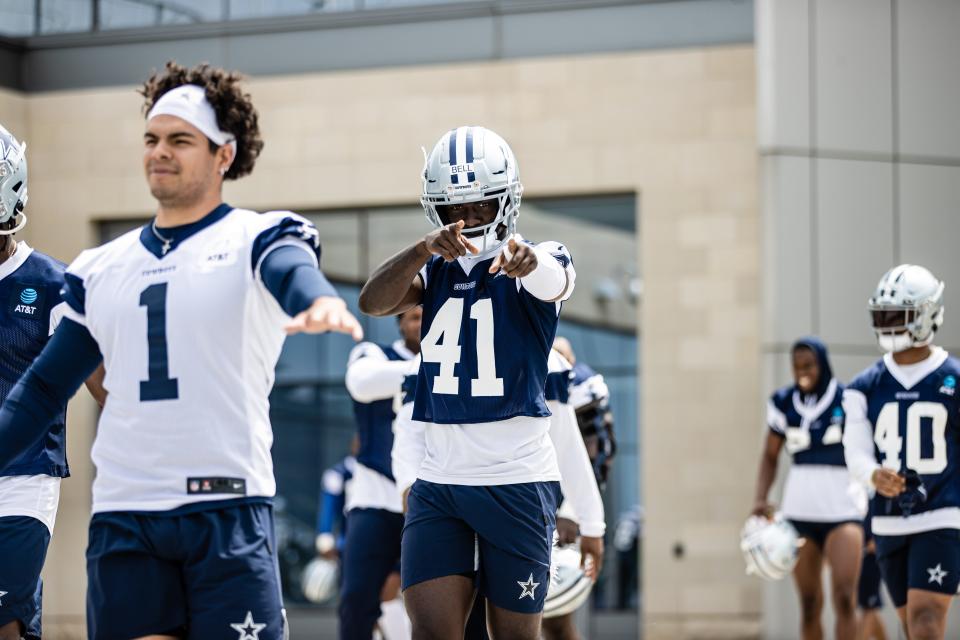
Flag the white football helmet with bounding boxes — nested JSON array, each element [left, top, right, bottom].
[[544, 543, 594, 618], [0, 123, 27, 235], [301, 557, 339, 604], [420, 125, 523, 254], [869, 264, 944, 353], [740, 515, 802, 581]]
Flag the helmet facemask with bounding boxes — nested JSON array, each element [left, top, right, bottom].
[[0, 134, 28, 236], [423, 189, 520, 255]]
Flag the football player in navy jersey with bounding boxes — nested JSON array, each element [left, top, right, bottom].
[[339, 307, 421, 640], [360, 126, 580, 639], [0, 63, 362, 640], [843, 265, 960, 640], [0, 123, 105, 640], [751, 337, 865, 639]]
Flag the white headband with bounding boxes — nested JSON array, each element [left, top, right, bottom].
[[147, 84, 237, 168]]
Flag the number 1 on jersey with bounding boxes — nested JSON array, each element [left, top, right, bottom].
[[139, 283, 179, 401], [421, 297, 504, 397]]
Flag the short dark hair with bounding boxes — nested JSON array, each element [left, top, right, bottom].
[[139, 60, 264, 181]]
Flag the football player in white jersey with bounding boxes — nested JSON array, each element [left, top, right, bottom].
[[0, 62, 361, 640], [360, 126, 595, 639], [0, 123, 104, 640]]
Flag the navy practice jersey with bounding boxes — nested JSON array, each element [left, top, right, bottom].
[[767, 378, 846, 466], [545, 351, 573, 404], [412, 244, 570, 424], [401, 370, 417, 406], [0, 244, 69, 478], [847, 350, 960, 524], [349, 343, 411, 480]]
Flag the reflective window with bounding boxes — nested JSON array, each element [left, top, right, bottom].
[[99, 0, 222, 30], [0, 0, 36, 36], [1, 0, 492, 36], [38, 0, 92, 34]]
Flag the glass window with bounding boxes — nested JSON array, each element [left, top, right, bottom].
[[0, 0, 36, 36], [99, 0, 223, 30], [228, 0, 342, 20], [39, 0, 92, 34]]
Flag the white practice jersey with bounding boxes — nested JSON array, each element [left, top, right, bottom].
[[61, 205, 320, 513]]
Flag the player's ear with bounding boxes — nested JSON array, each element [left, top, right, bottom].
[[216, 143, 235, 176]]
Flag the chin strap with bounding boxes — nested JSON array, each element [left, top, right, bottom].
[[0, 212, 26, 235]]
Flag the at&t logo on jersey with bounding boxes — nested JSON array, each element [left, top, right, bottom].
[[830, 407, 844, 424], [11, 286, 43, 318], [940, 375, 956, 397]]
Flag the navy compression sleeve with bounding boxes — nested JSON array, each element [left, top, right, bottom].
[[0, 318, 103, 469], [260, 245, 339, 316]]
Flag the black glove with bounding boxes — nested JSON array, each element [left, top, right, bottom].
[[898, 468, 928, 517]]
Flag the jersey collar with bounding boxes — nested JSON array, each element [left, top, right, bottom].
[[0, 241, 33, 282], [792, 377, 838, 427], [139, 203, 233, 259], [883, 346, 949, 390]]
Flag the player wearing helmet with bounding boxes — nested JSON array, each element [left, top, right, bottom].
[[843, 264, 960, 640], [750, 337, 865, 639], [360, 126, 578, 639], [0, 123, 103, 640]]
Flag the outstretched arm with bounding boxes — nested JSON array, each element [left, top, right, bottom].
[[359, 220, 478, 317], [0, 318, 103, 469]]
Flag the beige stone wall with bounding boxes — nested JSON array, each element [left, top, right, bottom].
[[10, 45, 758, 637]]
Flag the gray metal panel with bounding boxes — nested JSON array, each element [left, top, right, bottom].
[[501, 0, 754, 57], [816, 157, 894, 348], [224, 18, 497, 77], [899, 163, 960, 349], [0, 42, 23, 89], [897, 0, 960, 159], [814, 0, 893, 155], [762, 155, 813, 345], [3, 0, 754, 92], [22, 38, 227, 91]]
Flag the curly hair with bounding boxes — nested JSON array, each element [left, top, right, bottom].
[[139, 61, 264, 181]]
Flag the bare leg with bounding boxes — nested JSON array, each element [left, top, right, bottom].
[[404, 575, 475, 640], [905, 588, 952, 640], [541, 612, 580, 640], [823, 523, 863, 640], [486, 601, 543, 640], [0, 621, 21, 640], [793, 538, 825, 640], [858, 609, 889, 640]]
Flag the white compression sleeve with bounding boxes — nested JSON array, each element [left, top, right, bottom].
[[548, 399, 606, 537], [391, 402, 427, 496], [841, 388, 879, 489], [515, 240, 575, 302], [345, 356, 410, 403]]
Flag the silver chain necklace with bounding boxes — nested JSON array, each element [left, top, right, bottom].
[[151, 221, 173, 256]]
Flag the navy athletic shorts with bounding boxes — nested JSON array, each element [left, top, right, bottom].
[[86, 499, 286, 640], [875, 528, 960, 608], [401, 479, 560, 614], [0, 515, 48, 640]]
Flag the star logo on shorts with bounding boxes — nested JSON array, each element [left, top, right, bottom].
[[517, 573, 540, 600], [230, 611, 266, 640], [0, 591, 6, 606], [928, 563, 949, 586]]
